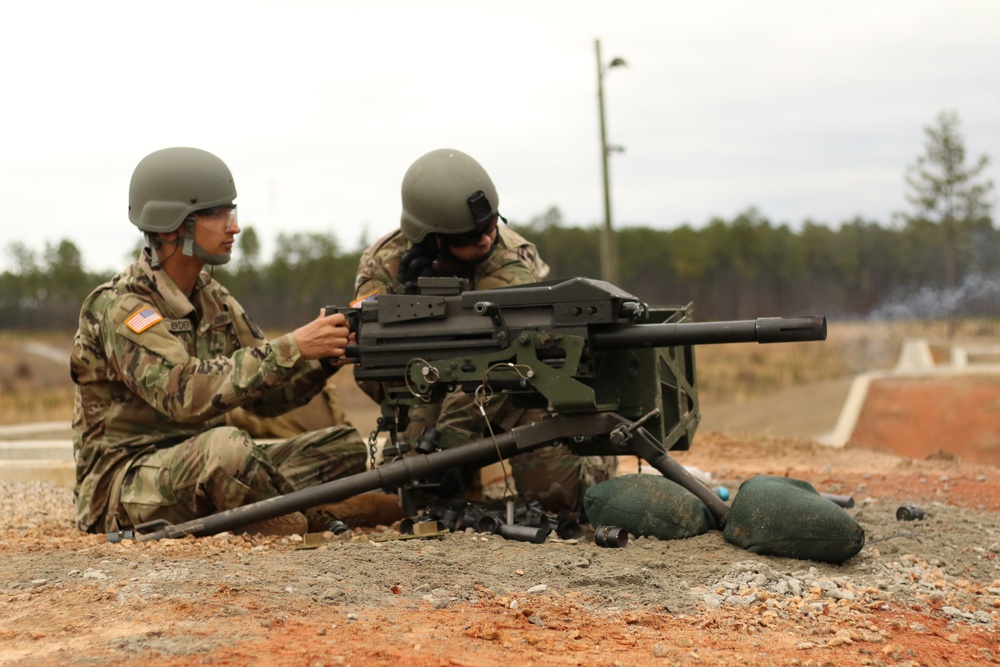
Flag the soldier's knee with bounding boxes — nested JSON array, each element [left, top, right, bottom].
[[198, 427, 263, 477]]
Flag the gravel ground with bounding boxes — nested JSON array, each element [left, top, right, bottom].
[[3, 478, 997, 621], [3, 434, 1000, 666]]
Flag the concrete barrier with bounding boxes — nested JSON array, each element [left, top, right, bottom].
[[0, 422, 71, 438], [823, 338, 1000, 448], [0, 441, 73, 460], [0, 439, 73, 484], [0, 460, 75, 485]]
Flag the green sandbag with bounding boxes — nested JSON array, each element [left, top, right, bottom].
[[723, 475, 865, 563], [583, 474, 717, 540]]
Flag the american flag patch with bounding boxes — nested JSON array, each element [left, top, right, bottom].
[[125, 307, 163, 333]]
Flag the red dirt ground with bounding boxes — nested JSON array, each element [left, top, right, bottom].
[[851, 374, 1000, 467]]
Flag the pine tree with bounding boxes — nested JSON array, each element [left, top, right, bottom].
[[902, 110, 994, 333]]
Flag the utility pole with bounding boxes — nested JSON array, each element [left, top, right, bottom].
[[595, 38, 626, 286]]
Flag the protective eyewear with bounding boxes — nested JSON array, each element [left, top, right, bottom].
[[447, 216, 499, 247], [197, 205, 238, 232]]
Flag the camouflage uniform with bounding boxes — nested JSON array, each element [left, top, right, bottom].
[[71, 250, 366, 533], [354, 227, 616, 512]]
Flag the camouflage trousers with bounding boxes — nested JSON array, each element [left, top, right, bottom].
[[111, 425, 366, 532], [401, 389, 617, 513]]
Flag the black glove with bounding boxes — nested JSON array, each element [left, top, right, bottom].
[[398, 243, 437, 288]]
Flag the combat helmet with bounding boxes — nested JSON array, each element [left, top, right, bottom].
[[400, 148, 499, 243], [129, 147, 237, 233], [128, 147, 237, 266]]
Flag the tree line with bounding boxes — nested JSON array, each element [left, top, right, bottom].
[[1, 110, 995, 331]]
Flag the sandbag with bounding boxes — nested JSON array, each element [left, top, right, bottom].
[[583, 474, 716, 540], [723, 475, 865, 563]]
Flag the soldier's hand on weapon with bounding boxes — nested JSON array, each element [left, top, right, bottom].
[[292, 308, 352, 361]]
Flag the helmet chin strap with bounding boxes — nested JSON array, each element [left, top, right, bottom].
[[147, 219, 231, 268], [146, 233, 176, 269], [181, 219, 231, 266]]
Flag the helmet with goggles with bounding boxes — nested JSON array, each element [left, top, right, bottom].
[[400, 148, 500, 244], [128, 147, 237, 234]]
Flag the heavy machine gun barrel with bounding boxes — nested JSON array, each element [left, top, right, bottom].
[[590, 315, 827, 350]]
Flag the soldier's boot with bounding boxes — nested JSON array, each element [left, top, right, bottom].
[[242, 511, 309, 537], [306, 492, 405, 532]]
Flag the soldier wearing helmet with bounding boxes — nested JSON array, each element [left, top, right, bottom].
[[70, 147, 373, 536], [354, 149, 616, 514], [128, 146, 241, 268], [357, 148, 548, 291]]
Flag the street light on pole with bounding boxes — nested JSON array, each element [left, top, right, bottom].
[[595, 38, 626, 286]]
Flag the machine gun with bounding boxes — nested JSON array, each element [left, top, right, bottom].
[[113, 277, 826, 542]]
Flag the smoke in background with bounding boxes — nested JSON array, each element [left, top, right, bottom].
[[869, 272, 1000, 322]]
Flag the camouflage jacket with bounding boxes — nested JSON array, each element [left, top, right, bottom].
[[354, 226, 550, 298], [70, 250, 329, 531]]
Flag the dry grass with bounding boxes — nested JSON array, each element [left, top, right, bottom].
[[694, 320, 884, 402], [0, 331, 75, 424], [0, 386, 75, 423], [676, 317, 999, 403]]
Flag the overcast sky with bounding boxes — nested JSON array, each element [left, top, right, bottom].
[[2, 0, 998, 274]]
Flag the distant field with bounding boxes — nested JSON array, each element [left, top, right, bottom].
[[0, 331, 76, 424], [0, 319, 995, 425]]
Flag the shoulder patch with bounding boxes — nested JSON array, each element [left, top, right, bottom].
[[350, 291, 380, 308], [124, 307, 163, 333]]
